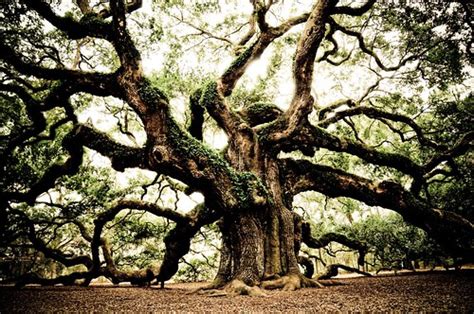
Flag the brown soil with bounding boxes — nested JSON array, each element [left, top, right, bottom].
[[1, 271, 473, 312]]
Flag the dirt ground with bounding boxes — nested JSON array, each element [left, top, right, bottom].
[[1, 270, 473, 312]]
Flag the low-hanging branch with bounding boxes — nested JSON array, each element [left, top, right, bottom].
[[89, 199, 221, 284], [10, 209, 93, 269], [280, 158, 474, 258], [301, 222, 368, 267], [281, 121, 425, 179], [317, 264, 373, 280]]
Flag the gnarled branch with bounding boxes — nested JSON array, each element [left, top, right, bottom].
[[280, 158, 474, 258]]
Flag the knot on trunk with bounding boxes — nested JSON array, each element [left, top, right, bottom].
[[152, 145, 170, 163], [238, 102, 283, 127]]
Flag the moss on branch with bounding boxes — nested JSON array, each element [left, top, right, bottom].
[[165, 116, 269, 210], [199, 81, 219, 110], [240, 102, 283, 127], [222, 44, 255, 78], [138, 77, 169, 111]]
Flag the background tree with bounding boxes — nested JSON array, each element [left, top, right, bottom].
[[0, 0, 472, 295]]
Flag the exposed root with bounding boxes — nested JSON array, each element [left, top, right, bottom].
[[301, 276, 325, 288], [261, 274, 324, 291], [188, 278, 226, 295], [191, 274, 332, 297], [225, 279, 268, 297], [189, 279, 267, 297], [318, 279, 346, 286]]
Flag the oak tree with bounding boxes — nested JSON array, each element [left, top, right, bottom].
[[1, 0, 472, 294]]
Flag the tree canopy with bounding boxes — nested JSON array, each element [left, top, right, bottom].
[[0, 0, 472, 293]]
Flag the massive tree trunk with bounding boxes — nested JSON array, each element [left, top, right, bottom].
[[212, 201, 308, 291], [206, 136, 322, 292]]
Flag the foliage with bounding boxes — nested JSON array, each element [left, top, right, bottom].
[[341, 214, 439, 270]]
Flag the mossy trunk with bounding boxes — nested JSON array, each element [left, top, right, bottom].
[[214, 152, 302, 286]]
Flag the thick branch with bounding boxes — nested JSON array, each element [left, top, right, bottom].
[[280, 158, 474, 258], [110, 0, 142, 69], [301, 222, 368, 266], [287, 122, 425, 179], [72, 124, 147, 171], [156, 204, 220, 283], [260, 0, 333, 144], [187, 88, 205, 140], [22, 0, 112, 40]]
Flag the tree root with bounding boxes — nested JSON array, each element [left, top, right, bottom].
[[190, 274, 342, 297], [188, 278, 226, 295], [318, 263, 372, 280], [261, 273, 324, 291], [190, 279, 268, 297]]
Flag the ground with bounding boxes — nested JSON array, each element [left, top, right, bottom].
[[1, 271, 473, 312]]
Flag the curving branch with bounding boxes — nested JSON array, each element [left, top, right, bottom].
[[10, 209, 93, 269], [0, 83, 47, 150], [21, 0, 112, 40], [2, 130, 84, 205], [90, 199, 190, 272], [301, 222, 368, 267], [280, 158, 474, 258], [287, 122, 425, 179], [315, 21, 353, 65], [71, 124, 147, 171], [318, 105, 445, 150], [0, 41, 118, 86], [9, 198, 183, 287], [101, 199, 190, 225], [330, 17, 443, 72], [423, 132, 474, 173], [330, 0, 376, 16], [219, 1, 334, 97], [156, 203, 220, 283], [88, 199, 220, 285], [259, 0, 333, 144]]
